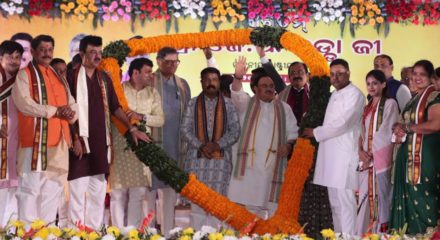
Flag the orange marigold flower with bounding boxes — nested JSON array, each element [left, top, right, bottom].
[[351, 16, 358, 24]]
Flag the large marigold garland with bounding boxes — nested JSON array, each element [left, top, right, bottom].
[[100, 26, 330, 234]]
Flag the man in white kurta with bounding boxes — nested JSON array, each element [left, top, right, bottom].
[[228, 63, 298, 218], [303, 59, 365, 234], [110, 58, 164, 228]]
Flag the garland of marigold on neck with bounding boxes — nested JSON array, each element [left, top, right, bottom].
[[100, 27, 330, 234]]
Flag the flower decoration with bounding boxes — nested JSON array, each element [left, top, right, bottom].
[[59, 0, 98, 22], [171, 0, 207, 19], [211, 0, 246, 24], [310, 0, 346, 24], [385, 0, 417, 24], [1, 221, 438, 239], [350, 0, 385, 26], [416, 0, 440, 25], [28, 0, 53, 16], [281, 0, 311, 26], [101, 0, 132, 22], [247, 0, 276, 22], [0, 0, 24, 16], [135, 0, 169, 21]]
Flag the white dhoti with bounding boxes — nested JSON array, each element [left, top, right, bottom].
[[68, 174, 106, 229], [190, 203, 222, 230], [146, 187, 177, 237], [15, 138, 69, 224], [328, 187, 357, 234], [110, 187, 149, 228], [0, 187, 17, 226]]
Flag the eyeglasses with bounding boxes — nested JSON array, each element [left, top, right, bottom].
[[330, 72, 347, 78], [162, 59, 180, 65]]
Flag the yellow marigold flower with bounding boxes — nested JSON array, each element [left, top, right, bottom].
[[11, 220, 25, 228], [375, 9, 381, 15], [213, 9, 220, 16], [129, 229, 139, 240], [151, 234, 162, 240], [369, 234, 380, 240], [372, 4, 379, 11], [64, 228, 77, 237], [222, 229, 235, 236], [212, 16, 220, 22], [220, 15, 227, 22], [273, 234, 287, 240], [78, 14, 85, 21], [60, 4, 66, 10], [376, 16, 384, 23], [31, 219, 45, 230], [320, 229, 335, 239], [359, 6, 365, 13], [34, 227, 50, 239], [238, 14, 245, 21], [68, 2, 75, 9], [91, 6, 98, 12], [228, 9, 236, 17], [17, 228, 25, 237], [48, 226, 62, 237], [369, 18, 376, 25], [211, 0, 218, 7], [107, 226, 120, 237], [183, 227, 194, 235], [358, 11, 365, 17], [209, 232, 223, 240], [81, 6, 88, 14], [359, 18, 366, 25], [77, 230, 88, 239], [231, 16, 238, 23], [89, 232, 100, 240], [235, 3, 241, 8], [180, 235, 192, 240], [351, 5, 357, 12], [351, 16, 358, 24], [74, 7, 81, 14], [367, 11, 374, 18], [220, 9, 227, 16], [262, 235, 271, 240], [224, 1, 230, 7]]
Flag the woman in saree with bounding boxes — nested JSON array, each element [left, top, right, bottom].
[[390, 60, 440, 234], [356, 70, 399, 235]]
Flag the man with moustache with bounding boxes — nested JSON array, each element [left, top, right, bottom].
[[67, 35, 149, 228], [109, 58, 164, 228], [11, 35, 78, 223], [303, 59, 365, 234], [374, 54, 411, 111], [255, 46, 309, 125], [255, 48, 333, 237], [147, 47, 191, 235], [181, 67, 240, 229], [0, 40, 23, 225], [227, 57, 298, 218]]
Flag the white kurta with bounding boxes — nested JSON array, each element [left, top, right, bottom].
[[313, 83, 365, 190], [228, 89, 298, 207]]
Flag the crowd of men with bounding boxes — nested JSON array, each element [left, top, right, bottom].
[[0, 32, 439, 238]]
